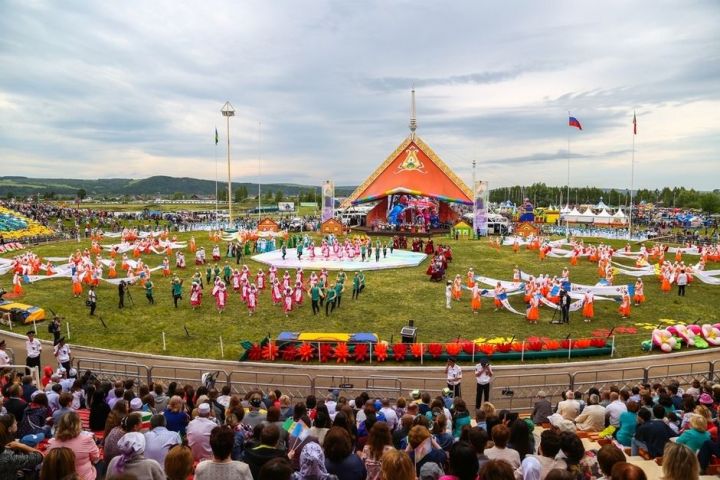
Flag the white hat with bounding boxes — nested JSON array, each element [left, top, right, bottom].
[[130, 398, 143, 411], [197, 403, 211, 415]]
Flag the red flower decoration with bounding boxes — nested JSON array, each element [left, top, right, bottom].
[[261, 342, 279, 361], [544, 340, 560, 350], [527, 341, 543, 351], [354, 344, 368, 362], [298, 342, 315, 362], [478, 344, 495, 355], [592, 329, 610, 337], [319, 344, 333, 362], [247, 343, 263, 361], [333, 343, 349, 363], [590, 338, 607, 348], [282, 345, 298, 361], [496, 343, 512, 353], [575, 339, 592, 349], [411, 343, 425, 359], [392, 343, 407, 361], [511, 342, 524, 352], [446, 343, 462, 356], [374, 343, 388, 362], [461, 341, 476, 355], [428, 343, 443, 358]]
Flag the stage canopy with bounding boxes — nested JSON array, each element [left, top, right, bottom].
[[341, 135, 472, 208]]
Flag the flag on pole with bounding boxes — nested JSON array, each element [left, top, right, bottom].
[[215, 128, 219, 145], [633, 112, 637, 135], [568, 115, 582, 130]]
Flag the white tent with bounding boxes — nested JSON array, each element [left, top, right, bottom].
[[560, 205, 571, 214], [594, 209, 612, 224], [613, 208, 628, 224], [562, 207, 582, 222], [577, 207, 595, 223], [596, 199, 609, 210]]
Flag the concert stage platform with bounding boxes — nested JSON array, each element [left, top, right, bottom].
[[251, 248, 427, 271], [350, 226, 450, 238]]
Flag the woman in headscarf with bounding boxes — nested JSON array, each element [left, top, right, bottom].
[[105, 432, 164, 480], [518, 456, 541, 480], [293, 441, 331, 480]]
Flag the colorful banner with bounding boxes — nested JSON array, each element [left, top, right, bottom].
[[473, 180, 489, 236], [321, 181, 334, 223]]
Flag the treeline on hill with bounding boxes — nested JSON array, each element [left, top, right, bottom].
[[490, 183, 720, 213], [0, 176, 356, 201]]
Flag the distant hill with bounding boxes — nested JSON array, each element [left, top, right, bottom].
[[0, 176, 357, 199]]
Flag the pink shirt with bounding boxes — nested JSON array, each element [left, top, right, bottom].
[[48, 433, 100, 480]]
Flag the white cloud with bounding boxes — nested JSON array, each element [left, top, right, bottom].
[[0, 0, 718, 190]]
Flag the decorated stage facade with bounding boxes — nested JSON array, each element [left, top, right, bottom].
[[341, 131, 472, 232]]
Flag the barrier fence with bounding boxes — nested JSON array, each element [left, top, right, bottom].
[[71, 356, 719, 411]]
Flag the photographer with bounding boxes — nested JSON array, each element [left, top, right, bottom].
[[445, 357, 462, 398], [86, 285, 97, 316], [474, 359, 493, 409], [560, 289, 571, 324], [48, 316, 62, 344], [118, 280, 127, 309]]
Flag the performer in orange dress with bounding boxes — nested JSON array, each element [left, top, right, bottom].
[[512, 238, 520, 254], [12, 272, 23, 295], [189, 236, 197, 253], [45, 261, 54, 276], [466, 268, 475, 288], [661, 271, 672, 293], [108, 259, 117, 279], [618, 290, 631, 318], [527, 294, 539, 324], [470, 284, 482, 314], [71, 272, 82, 297], [570, 249, 578, 266], [582, 290, 594, 322], [493, 283, 504, 311], [633, 279, 645, 305], [162, 257, 171, 277], [451, 274, 463, 301]]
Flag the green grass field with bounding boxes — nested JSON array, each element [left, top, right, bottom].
[[2, 232, 718, 363]]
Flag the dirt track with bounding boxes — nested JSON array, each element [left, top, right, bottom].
[[3, 331, 718, 410]]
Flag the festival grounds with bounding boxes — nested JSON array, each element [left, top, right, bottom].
[[2, 230, 718, 364]]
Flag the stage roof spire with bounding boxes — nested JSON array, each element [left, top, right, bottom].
[[409, 85, 417, 138]]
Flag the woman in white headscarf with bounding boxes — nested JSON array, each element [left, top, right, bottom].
[[519, 456, 541, 480], [105, 432, 165, 480], [293, 441, 334, 480]]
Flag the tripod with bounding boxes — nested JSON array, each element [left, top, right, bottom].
[[125, 285, 135, 307]]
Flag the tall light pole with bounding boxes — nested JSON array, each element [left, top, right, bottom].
[[221, 101, 235, 225]]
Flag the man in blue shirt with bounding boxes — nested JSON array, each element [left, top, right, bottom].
[[631, 405, 676, 458]]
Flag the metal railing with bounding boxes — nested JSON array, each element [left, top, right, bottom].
[[76, 357, 150, 385], [490, 372, 572, 410], [65, 357, 720, 412], [228, 370, 313, 399]]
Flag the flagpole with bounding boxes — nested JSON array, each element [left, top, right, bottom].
[[566, 112, 571, 238], [214, 129, 218, 225], [629, 110, 635, 240], [258, 121, 262, 219]]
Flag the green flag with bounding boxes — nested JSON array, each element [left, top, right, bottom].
[[215, 128, 219, 145]]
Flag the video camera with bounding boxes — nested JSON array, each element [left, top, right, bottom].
[[501, 387, 515, 397], [201, 371, 221, 390]]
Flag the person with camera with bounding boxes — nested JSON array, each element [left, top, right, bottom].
[[560, 289, 571, 324], [25, 330, 42, 370], [53, 337, 71, 372], [118, 280, 127, 309], [86, 285, 97, 316], [474, 359, 493, 409], [445, 357, 463, 398]]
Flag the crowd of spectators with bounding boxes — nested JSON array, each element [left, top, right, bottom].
[[0, 367, 719, 479]]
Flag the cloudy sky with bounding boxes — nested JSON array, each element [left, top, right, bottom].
[[1, 1, 718, 190]]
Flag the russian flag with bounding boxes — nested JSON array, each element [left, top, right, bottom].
[[568, 116, 582, 130]]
